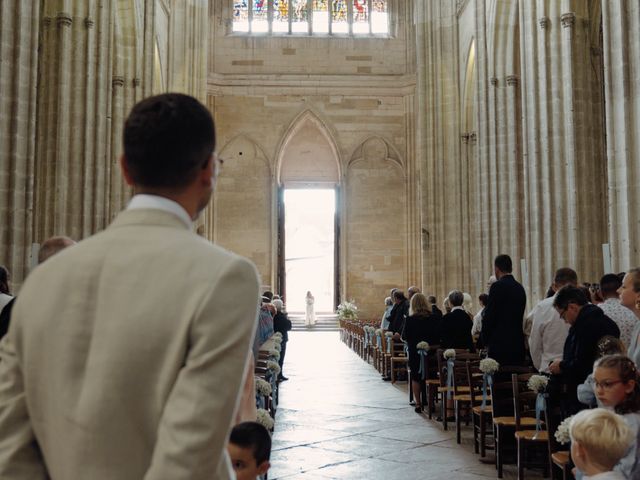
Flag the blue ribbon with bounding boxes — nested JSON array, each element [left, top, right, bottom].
[[364, 330, 369, 349], [447, 359, 454, 398], [535, 393, 545, 432], [257, 394, 265, 410], [386, 337, 392, 354], [481, 373, 492, 408], [418, 349, 427, 380], [377, 335, 382, 349]]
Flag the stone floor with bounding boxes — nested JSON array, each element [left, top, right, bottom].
[[270, 331, 545, 480]]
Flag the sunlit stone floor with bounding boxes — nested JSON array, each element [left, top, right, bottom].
[[270, 332, 542, 480]]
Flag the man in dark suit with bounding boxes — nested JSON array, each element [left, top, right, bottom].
[[440, 290, 475, 351], [481, 254, 527, 365]]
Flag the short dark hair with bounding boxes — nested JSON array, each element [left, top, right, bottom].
[[123, 93, 215, 189], [428, 295, 437, 304], [448, 290, 464, 307], [478, 293, 489, 306], [393, 290, 406, 301], [553, 285, 589, 310], [262, 291, 274, 302], [494, 254, 512, 273], [0, 266, 9, 295], [554, 268, 578, 287], [229, 421, 272, 464], [600, 273, 622, 296]]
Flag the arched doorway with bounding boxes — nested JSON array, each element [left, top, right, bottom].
[[276, 111, 341, 313]]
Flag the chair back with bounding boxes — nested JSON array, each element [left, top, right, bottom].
[[465, 360, 484, 404], [489, 376, 515, 418], [391, 340, 406, 357], [512, 373, 540, 430], [423, 344, 441, 380], [436, 349, 471, 387]]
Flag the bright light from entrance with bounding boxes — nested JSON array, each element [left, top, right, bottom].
[[284, 189, 335, 313]]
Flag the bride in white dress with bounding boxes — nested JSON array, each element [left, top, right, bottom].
[[305, 291, 316, 327]]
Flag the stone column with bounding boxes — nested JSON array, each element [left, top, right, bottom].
[[0, 1, 40, 286], [602, 1, 640, 270]]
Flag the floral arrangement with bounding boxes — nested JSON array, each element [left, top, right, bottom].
[[527, 374, 549, 393], [266, 361, 281, 375], [364, 325, 375, 333], [273, 342, 282, 352], [479, 358, 500, 374], [337, 300, 358, 320], [269, 350, 281, 361], [273, 336, 282, 345], [273, 332, 283, 340], [375, 328, 382, 336], [255, 377, 272, 396], [443, 349, 456, 359], [554, 415, 574, 445], [416, 341, 430, 351], [257, 408, 275, 430], [385, 331, 394, 338]]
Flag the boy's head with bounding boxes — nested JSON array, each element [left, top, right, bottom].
[[228, 422, 271, 480], [569, 408, 633, 473]]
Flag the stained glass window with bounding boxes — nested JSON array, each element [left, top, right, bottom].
[[231, 0, 388, 36]]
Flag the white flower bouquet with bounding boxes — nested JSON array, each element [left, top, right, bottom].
[[375, 328, 382, 336], [266, 360, 281, 375], [273, 332, 283, 340], [269, 350, 281, 361], [272, 336, 283, 345], [443, 349, 456, 359], [255, 377, 272, 396], [479, 358, 500, 374], [256, 408, 275, 430], [337, 300, 358, 320], [527, 374, 549, 393], [273, 342, 282, 352], [385, 331, 394, 338], [554, 415, 574, 445], [416, 341, 430, 351]]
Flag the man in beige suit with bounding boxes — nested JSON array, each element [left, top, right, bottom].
[[0, 93, 260, 479]]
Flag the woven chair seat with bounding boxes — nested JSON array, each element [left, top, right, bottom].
[[551, 451, 570, 466], [514, 430, 548, 441], [493, 416, 539, 427], [472, 405, 492, 413]]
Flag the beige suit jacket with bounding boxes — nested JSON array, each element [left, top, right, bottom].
[[0, 209, 260, 479]]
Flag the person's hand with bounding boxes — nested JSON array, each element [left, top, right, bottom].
[[548, 360, 562, 375]]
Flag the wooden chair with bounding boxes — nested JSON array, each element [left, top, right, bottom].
[[544, 399, 574, 480], [424, 344, 441, 419], [512, 374, 550, 480], [452, 356, 482, 443], [390, 340, 408, 383], [435, 349, 472, 431], [467, 361, 493, 457]]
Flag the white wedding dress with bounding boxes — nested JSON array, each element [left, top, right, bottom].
[[305, 295, 316, 326]]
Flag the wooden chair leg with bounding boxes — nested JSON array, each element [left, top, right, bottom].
[[497, 426, 503, 478], [455, 400, 461, 444], [479, 414, 486, 457], [517, 439, 524, 480], [472, 413, 479, 454]]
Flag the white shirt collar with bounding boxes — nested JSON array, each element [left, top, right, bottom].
[[127, 194, 192, 228], [452, 306, 465, 312]]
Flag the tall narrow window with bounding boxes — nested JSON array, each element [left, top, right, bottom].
[[232, 0, 388, 35]]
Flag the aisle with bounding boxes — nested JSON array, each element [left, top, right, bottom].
[[270, 332, 512, 479]]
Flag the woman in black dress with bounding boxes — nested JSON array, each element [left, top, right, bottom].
[[402, 293, 441, 412]]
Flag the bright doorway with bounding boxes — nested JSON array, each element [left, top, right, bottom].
[[283, 188, 336, 313]]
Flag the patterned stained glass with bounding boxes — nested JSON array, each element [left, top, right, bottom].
[[232, 0, 249, 32], [352, 0, 369, 34], [251, 0, 269, 32], [331, 0, 348, 33], [292, 0, 309, 33], [371, 0, 388, 34], [313, 0, 329, 33], [273, 0, 289, 32]]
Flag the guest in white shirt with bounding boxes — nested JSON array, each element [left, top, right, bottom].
[[471, 293, 489, 336], [598, 274, 639, 348], [528, 268, 577, 372]]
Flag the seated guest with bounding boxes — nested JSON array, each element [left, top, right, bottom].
[[380, 296, 393, 329], [528, 268, 576, 373], [228, 422, 271, 480], [402, 293, 441, 413], [548, 285, 620, 414], [570, 408, 634, 480], [272, 299, 291, 381], [598, 274, 639, 348], [388, 290, 409, 335], [440, 290, 475, 352]]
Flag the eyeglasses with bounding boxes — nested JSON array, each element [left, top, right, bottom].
[[593, 379, 624, 390], [557, 308, 567, 320]]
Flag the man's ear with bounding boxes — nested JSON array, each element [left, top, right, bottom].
[[120, 155, 134, 186], [257, 461, 270, 476], [200, 155, 215, 187]]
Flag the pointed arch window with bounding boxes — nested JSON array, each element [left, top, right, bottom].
[[232, 0, 388, 36]]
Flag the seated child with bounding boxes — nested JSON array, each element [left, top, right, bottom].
[[578, 336, 626, 407], [570, 408, 633, 480], [228, 422, 271, 480]]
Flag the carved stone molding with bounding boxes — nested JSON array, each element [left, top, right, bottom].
[[461, 133, 470, 144], [561, 12, 576, 28], [56, 12, 73, 28], [539, 17, 550, 29], [490, 77, 498, 87], [506, 75, 519, 87], [469, 132, 477, 144], [85, 17, 94, 29], [112, 76, 125, 88], [43, 17, 52, 27], [132, 77, 141, 87]]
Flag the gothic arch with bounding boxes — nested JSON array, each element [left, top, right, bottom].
[[219, 134, 272, 175], [348, 135, 404, 172], [276, 109, 342, 185]]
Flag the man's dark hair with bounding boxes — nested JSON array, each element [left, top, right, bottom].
[[262, 291, 274, 302], [553, 285, 589, 310], [428, 295, 437, 304], [393, 290, 407, 301], [554, 268, 578, 287], [448, 290, 464, 307], [600, 273, 622, 296], [478, 293, 489, 306], [123, 93, 215, 189], [494, 254, 512, 273], [229, 421, 272, 464]]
